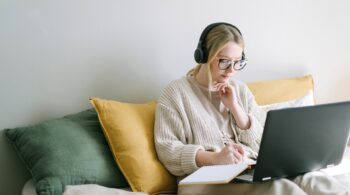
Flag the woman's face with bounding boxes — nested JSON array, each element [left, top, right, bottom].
[[210, 41, 243, 83]]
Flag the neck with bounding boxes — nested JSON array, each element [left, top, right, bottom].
[[195, 64, 210, 88]]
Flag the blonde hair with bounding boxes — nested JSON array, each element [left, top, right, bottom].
[[187, 24, 245, 86]]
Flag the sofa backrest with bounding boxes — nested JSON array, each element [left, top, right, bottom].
[[0, 74, 317, 195], [247, 74, 314, 105]]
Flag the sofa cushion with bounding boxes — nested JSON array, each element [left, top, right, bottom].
[[259, 90, 315, 112], [90, 98, 177, 195], [5, 109, 129, 195], [247, 74, 314, 105]]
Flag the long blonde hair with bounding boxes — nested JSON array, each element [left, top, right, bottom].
[[187, 24, 245, 87]]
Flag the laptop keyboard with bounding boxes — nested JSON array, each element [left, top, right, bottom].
[[234, 168, 255, 182], [245, 168, 255, 176]]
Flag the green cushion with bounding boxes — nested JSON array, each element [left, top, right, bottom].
[[4, 109, 129, 195]]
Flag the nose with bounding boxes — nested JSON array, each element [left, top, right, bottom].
[[226, 64, 235, 73]]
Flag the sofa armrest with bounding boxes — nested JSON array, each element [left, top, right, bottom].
[[0, 129, 31, 195]]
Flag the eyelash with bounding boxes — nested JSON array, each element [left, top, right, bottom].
[[220, 59, 240, 63]]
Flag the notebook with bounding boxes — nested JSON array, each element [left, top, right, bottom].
[[179, 157, 255, 186], [179, 101, 350, 185]]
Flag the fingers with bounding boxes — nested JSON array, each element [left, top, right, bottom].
[[228, 150, 242, 164], [213, 82, 229, 94], [233, 144, 245, 155], [232, 149, 243, 162], [226, 144, 244, 163]]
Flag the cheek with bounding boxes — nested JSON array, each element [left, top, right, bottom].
[[209, 65, 218, 78], [209, 62, 226, 81], [211, 70, 223, 82], [209, 62, 215, 72], [210, 62, 219, 74]]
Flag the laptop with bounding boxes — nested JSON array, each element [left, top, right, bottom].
[[235, 101, 350, 183]]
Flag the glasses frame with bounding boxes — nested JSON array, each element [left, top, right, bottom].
[[217, 58, 247, 71]]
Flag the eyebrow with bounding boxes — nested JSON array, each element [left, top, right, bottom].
[[217, 55, 242, 60]]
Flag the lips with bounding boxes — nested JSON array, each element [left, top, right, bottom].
[[221, 75, 230, 79]]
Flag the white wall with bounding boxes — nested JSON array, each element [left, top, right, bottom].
[[1, 0, 350, 129]]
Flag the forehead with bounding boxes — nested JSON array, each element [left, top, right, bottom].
[[217, 42, 243, 59]]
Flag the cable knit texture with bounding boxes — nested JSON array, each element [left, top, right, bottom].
[[154, 76, 266, 177]]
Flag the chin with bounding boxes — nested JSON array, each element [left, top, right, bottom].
[[214, 76, 230, 83], [220, 77, 230, 83]]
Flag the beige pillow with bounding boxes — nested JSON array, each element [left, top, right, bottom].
[[247, 75, 314, 105]]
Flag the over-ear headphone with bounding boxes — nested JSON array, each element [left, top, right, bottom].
[[194, 22, 245, 64]]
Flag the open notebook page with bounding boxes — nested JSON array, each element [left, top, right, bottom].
[[179, 163, 249, 186]]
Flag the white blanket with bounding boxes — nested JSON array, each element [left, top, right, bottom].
[[22, 181, 148, 195], [178, 170, 350, 195], [178, 149, 350, 195], [62, 185, 147, 195]]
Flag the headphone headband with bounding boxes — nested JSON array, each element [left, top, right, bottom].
[[194, 22, 245, 63]]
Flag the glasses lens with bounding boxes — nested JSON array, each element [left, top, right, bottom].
[[234, 60, 247, 70], [218, 59, 231, 70]]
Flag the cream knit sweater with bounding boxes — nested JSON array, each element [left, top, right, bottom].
[[154, 76, 266, 177]]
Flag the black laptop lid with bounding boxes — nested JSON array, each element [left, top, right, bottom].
[[253, 101, 350, 182]]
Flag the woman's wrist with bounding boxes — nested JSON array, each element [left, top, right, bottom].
[[228, 100, 240, 114], [195, 150, 218, 167], [229, 102, 251, 130]]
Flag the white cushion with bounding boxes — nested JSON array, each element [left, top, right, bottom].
[[22, 180, 36, 195], [259, 90, 314, 113]]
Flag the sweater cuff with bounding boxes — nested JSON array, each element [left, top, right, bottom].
[[236, 114, 262, 144], [180, 145, 205, 174]]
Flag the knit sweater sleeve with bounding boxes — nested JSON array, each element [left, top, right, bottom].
[[154, 102, 204, 177], [233, 81, 266, 155]]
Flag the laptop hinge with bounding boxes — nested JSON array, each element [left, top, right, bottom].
[[262, 177, 271, 181]]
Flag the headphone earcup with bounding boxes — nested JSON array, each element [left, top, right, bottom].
[[194, 47, 207, 63], [194, 48, 203, 63]]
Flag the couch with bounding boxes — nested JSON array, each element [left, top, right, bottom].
[[1, 74, 349, 195]]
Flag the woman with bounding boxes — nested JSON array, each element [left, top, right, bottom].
[[154, 22, 350, 195]]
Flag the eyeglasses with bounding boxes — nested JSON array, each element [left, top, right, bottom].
[[217, 58, 247, 71]]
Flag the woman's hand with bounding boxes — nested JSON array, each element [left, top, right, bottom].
[[213, 82, 238, 109], [195, 143, 245, 167], [214, 143, 244, 164], [213, 82, 251, 130]]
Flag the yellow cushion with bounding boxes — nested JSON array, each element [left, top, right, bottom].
[[247, 75, 314, 105], [90, 98, 177, 195]]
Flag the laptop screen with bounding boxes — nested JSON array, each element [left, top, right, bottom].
[[252, 101, 350, 182]]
